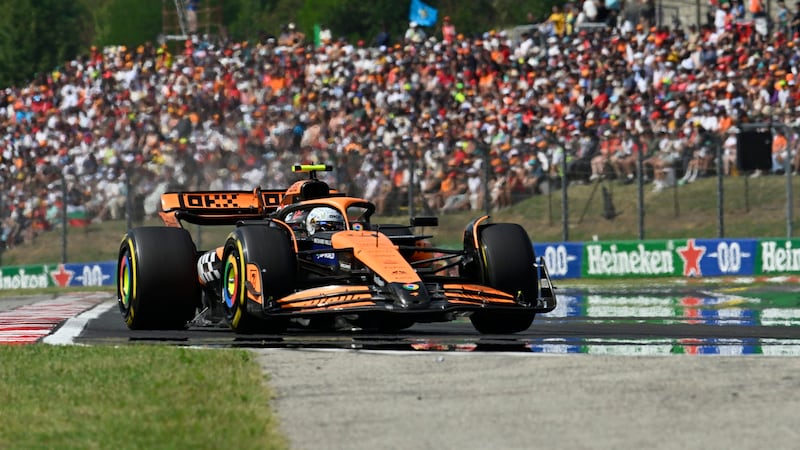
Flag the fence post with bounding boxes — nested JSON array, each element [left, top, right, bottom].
[[636, 133, 645, 240], [61, 173, 67, 263], [715, 135, 725, 238], [125, 167, 133, 232], [483, 143, 491, 217], [407, 147, 415, 219], [785, 127, 794, 238], [561, 136, 569, 242]]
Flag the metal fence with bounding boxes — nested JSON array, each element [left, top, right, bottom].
[[4, 127, 799, 266]]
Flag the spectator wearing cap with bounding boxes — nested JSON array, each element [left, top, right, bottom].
[[278, 22, 304, 47], [770, 128, 790, 174], [404, 21, 426, 44]]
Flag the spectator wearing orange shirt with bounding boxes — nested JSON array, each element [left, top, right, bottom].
[[771, 128, 790, 173], [441, 171, 469, 213]]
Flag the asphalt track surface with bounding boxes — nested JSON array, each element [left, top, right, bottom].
[[8, 284, 800, 449]]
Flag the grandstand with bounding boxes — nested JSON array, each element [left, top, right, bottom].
[[2, 0, 800, 254]]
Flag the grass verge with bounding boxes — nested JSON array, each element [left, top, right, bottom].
[[0, 345, 288, 450]]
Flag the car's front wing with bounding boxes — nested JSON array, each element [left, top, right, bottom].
[[253, 282, 555, 317]]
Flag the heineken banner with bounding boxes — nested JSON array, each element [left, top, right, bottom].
[[0, 238, 798, 289], [755, 239, 800, 275], [582, 240, 679, 278], [579, 239, 760, 279]]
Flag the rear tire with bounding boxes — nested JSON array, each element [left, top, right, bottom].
[[467, 223, 537, 334], [222, 226, 295, 334], [117, 227, 200, 330]]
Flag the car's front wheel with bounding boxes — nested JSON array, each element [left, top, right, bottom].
[[222, 225, 295, 334], [465, 223, 537, 334]]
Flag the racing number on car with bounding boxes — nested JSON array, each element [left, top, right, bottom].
[[186, 193, 239, 208]]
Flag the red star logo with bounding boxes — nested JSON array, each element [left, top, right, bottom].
[[678, 239, 705, 277], [50, 264, 74, 287]]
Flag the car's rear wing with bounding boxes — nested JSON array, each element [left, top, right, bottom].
[[159, 189, 285, 226]]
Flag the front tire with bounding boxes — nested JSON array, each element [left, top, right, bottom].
[[117, 227, 200, 330], [222, 225, 295, 334], [466, 223, 537, 334]]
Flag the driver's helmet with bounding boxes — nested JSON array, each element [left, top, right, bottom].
[[305, 207, 346, 235]]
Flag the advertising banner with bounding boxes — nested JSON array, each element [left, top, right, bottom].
[[754, 239, 800, 275], [49, 262, 116, 288], [581, 238, 760, 279], [582, 240, 680, 278], [0, 262, 116, 291], [0, 236, 796, 292], [679, 238, 757, 277], [0, 265, 51, 290], [534, 242, 583, 280]]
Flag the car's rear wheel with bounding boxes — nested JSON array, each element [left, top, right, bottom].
[[117, 227, 200, 330], [466, 223, 537, 334], [222, 225, 295, 334]]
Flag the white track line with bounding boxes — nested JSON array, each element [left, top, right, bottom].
[[43, 300, 116, 346]]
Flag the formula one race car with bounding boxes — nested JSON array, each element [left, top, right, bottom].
[[116, 164, 556, 334]]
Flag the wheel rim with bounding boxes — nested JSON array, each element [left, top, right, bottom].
[[222, 253, 239, 309], [118, 251, 132, 309]]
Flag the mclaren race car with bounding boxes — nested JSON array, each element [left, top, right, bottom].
[[116, 164, 557, 334]]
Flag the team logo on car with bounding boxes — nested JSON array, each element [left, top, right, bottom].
[[402, 283, 420, 291]]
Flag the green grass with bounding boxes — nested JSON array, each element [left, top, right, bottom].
[[3, 174, 798, 266], [0, 345, 288, 450]]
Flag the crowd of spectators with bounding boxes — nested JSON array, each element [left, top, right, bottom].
[[3, 0, 800, 249]]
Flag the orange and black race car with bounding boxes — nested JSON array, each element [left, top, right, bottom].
[[116, 164, 556, 334]]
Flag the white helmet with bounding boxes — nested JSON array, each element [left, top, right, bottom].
[[306, 207, 345, 235]]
